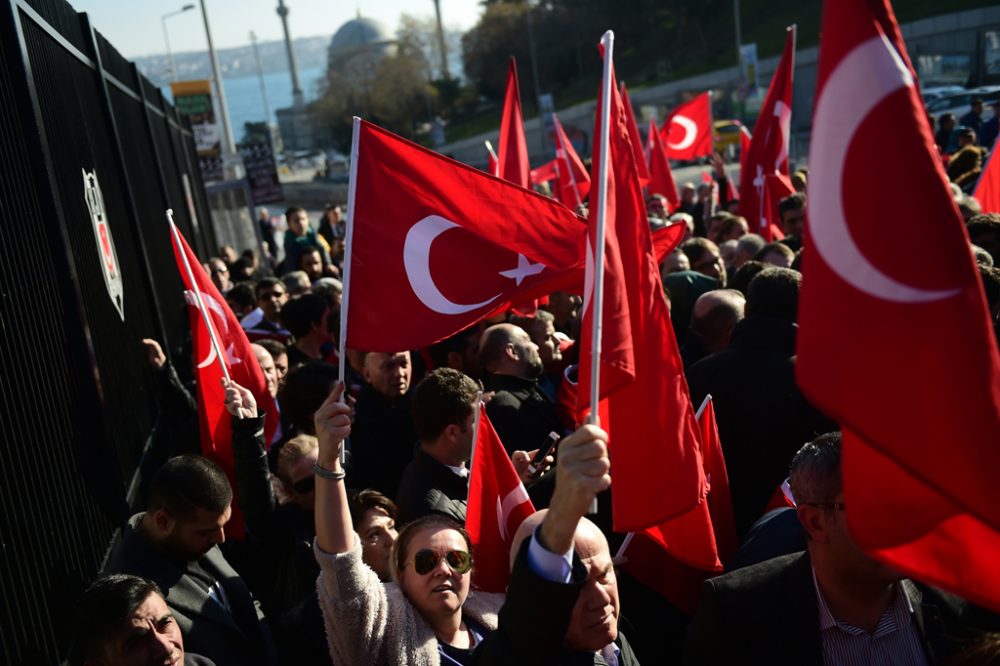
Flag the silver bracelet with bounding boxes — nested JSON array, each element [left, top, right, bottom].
[[313, 462, 346, 481]]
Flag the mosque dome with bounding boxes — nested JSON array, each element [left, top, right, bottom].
[[328, 16, 396, 67]]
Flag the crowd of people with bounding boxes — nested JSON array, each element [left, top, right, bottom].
[[70, 158, 1000, 666]]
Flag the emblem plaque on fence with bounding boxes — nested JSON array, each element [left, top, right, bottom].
[[83, 169, 124, 321]]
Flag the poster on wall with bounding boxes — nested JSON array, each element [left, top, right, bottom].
[[239, 142, 284, 205], [83, 169, 124, 321]]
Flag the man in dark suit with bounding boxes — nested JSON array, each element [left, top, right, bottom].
[[684, 433, 997, 664], [395, 368, 479, 525], [481, 323, 564, 454], [105, 455, 278, 666]]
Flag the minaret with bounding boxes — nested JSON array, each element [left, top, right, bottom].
[[431, 0, 450, 79], [276, 0, 305, 107]]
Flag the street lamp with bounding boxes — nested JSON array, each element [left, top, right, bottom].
[[161, 4, 195, 82], [199, 0, 236, 156]]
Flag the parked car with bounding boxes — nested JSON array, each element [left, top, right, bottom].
[[921, 85, 964, 105], [927, 86, 1000, 126]]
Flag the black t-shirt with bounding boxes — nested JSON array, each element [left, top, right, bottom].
[[439, 617, 487, 666]]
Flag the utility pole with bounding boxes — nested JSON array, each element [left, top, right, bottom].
[[276, 0, 305, 107], [199, 0, 235, 155], [249, 31, 272, 124], [431, 0, 450, 79]]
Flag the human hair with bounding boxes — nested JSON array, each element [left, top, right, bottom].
[[285, 205, 306, 219], [278, 362, 339, 434], [411, 368, 479, 442], [226, 282, 256, 310], [276, 434, 318, 487], [980, 265, 1000, 314], [728, 260, 769, 296], [312, 277, 343, 301], [72, 574, 164, 664], [691, 290, 745, 344], [753, 242, 796, 264], [256, 337, 287, 361], [789, 432, 842, 506], [147, 455, 231, 520], [478, 324, 521, 372], [348, 488, 399, 531], [428, 326, 480, 369], [681, 237, 720, 267], [391, 514, 472, 581], [745, 267, 801, 322], [778, 193, 806, 216], [255, 276, 284, 299], [947, 631, 1000, 666], [280, 292, 328, 338], [281, 270, 312, 296], [959, 196, 983, 221], [716, 214, 748, 239], [973, 245, 994, 267], [736, 233, 766, 258]]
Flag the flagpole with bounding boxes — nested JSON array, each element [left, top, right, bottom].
[[554, 114, 583, 210], [166, 209, 231, 383], [467, 392, 484, 489], [613, 531, 635, 564], [587, 30, 615, 515], [484, 140, 499, 177], [337, 116, 361, 465], [695, 393, 712, 420]]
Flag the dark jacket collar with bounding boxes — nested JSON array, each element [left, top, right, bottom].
[[729, 315, 798, 354]]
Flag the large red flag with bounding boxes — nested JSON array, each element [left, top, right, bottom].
[[169, 218, 279, 538], [530, 159, 558, 186], [648, 118, 681, 210], [497, 58, 530, 189], [799, 0, 1000, 611], [466, 405, 535, 593], [739, 27, 796, 237], [621, 83, 651, 187], [552, 113, 591, 209], [579, 45, 714, 546], [698, 395, 737, 565], [660, 92, 713, 160], [344, 120, 586, 352], [975, 148, 1000, 213]]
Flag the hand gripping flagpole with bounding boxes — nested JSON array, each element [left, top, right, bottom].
[[587, 30, 615, 514], [166, 209, 231, 384], [336, 116, 362, 466]]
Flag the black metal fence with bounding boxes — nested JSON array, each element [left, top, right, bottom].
[[0, 0, 225, 661]]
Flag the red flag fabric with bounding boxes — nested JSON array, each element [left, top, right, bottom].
[[651, 222, 686, 264], [621, 83, 651, 186], [466, 405, 535, 592], [552, 114, 591, 209], [170, 222, 279, 539], [530, 159, 558, 185], [761, 172, 795, 241], [975, 148, 1000, 213], [739, 27, 796, 236], [799, 0, 1000, 611], [660, 93, 713, 160], [697, 396, 737, 565], [578, 50, 713, 546], [345, 120, 586, 352], [497, 58, 530, 189], [738, 125, 752, 164], [648, 118, 681, 210]]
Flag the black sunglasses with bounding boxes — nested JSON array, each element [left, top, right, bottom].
[[409, 549, 473, 576], [292, 476, 315, 494]]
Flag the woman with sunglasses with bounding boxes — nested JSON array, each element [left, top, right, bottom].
[[312, 382, 504, 665]]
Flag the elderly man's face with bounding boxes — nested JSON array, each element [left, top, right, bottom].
[[363, 351, 411, 398], [564, 529, 620, 652], [97, 592, 184, 666]]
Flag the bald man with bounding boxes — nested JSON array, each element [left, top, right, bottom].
[[681, 289, 746, 370], [480, 323, 564, 454], [477, 425, 640, 665]]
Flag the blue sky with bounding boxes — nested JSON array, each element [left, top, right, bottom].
[[70, 0, 483, 58]]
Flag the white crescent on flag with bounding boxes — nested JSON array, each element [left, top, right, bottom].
[[667, 115, 698, 151], [810, 34, 961, 303]]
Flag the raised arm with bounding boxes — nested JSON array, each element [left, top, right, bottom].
[[312, 382, 353, 554]]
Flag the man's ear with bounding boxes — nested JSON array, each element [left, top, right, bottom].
[[796, 505, 830, 544], [442, 423, 461, 444], [503, 342, 518, 362], [151, 508, 176, 536]]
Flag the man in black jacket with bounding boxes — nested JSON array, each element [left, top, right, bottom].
[[687, 268, 835, 537], [395, 368, 480, 525], [481, 323, 564, 454]]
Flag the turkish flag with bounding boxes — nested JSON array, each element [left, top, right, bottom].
[[621, 83, 651, 187], [530, 159, 558, 185], [739, 27, 796, 236], [762, 172, 795, 241], [648, 118, 681, 210], [466, 405, 535, 592], [660, 92, 713, 161], [169, 221, 279, 539], [552, 113, 591, 209], [738, 125, 752, 168], [697, 396, 737, 565], [579, 50, 714, 542], [651, 222, 686, 264], [975, 149, 1000, 213], [498, 58, 530, 189], [345, 120, 586, 352], [798, 0, 1000, 611]]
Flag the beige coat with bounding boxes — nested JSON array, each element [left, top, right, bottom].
[[314, 536, 504, 666]]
